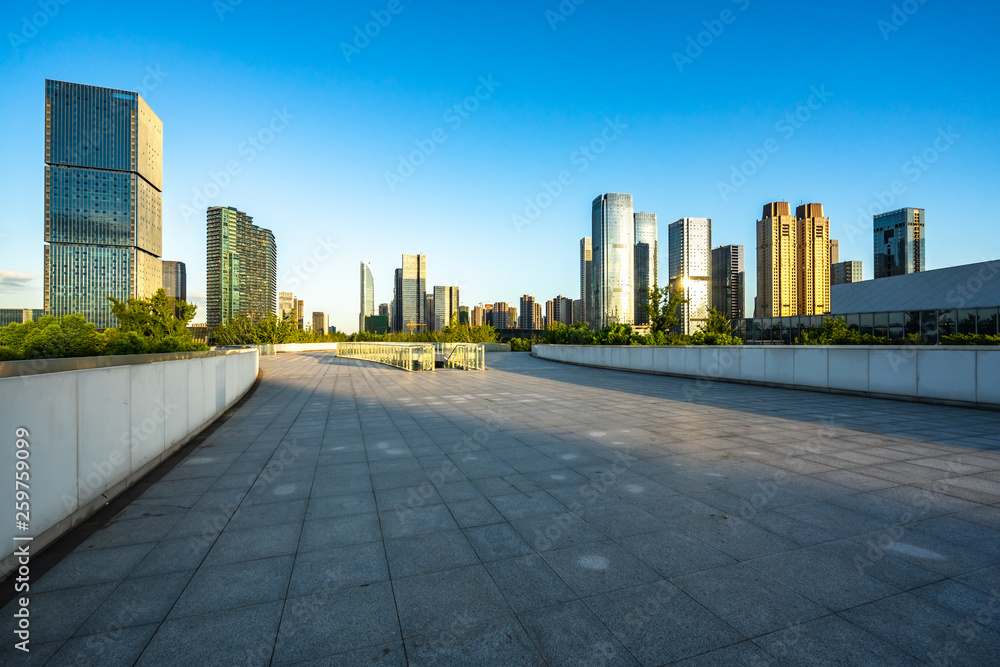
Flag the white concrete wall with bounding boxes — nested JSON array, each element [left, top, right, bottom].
[[532, 344, 999, 409], [0, 349, 258, 574]]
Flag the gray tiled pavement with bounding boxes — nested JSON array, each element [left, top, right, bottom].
[[4, 351, 1000, 665]]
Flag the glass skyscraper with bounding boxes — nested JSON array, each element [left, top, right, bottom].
[[206, 206, 276, 328], [394, 254, 426, 333], [633, 212, 658, 326], [360, 261, 375, 333], [711, 245, 744, 322], [579, 237, 592, 327], [669, 217, 712, 335], [162, 261, 187, 302], [44, 79, 163, 328], [591, 194, 634, 328], [874, 207, 925, 279], [433, 285, 459, 331]]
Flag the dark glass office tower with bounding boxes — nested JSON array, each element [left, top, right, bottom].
[[44, 79, 163, 328], [711, 245, 745, 322], [206, 206, 276, 328], [874, 207, 925, 279], [162, 261, 187, 301]]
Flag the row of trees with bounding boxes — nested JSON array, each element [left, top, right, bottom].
[[213, 313, 500, 345], [0, 290, 207, 361]]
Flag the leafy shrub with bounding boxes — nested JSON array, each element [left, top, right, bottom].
[[940, 333, 1000, 345], [508, 338, 533, 352]]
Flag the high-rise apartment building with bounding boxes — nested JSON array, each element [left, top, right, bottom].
[[796, 203, 831, 316], [519, 295, 537, 329], [279, 292, 295, 319], [711, 245, 744, 323], [755, 202, 797, 318], [874, 207, 925, 279], [43, 80, 163, 328], [206, 206, 276, 328], [579, 237, 592, 327], [572, 298, 584, 324], [592, 194, 635, 328], [294, 299, 304, 328], [668, 217, 712, 334], [509, 306, 517, 328], [393, 254, 427, 333], [544, 300, 555, 327], [433, 285, 460, 330], [832, 260, 863, 285], [552, 296, 573, 326], [360, 261, 375, 333], [312, 312, 328, 333], [472, 305, 484, 327], [162, 261, 187, 302], [829, 239, 840, 265], [633, 212, 658, 326], [493, 302, 509, 329]]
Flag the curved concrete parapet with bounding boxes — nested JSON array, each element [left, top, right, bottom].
[[532, 344, 1000, 411], [0, 348, 259, 575]]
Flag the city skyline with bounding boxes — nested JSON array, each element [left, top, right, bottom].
[[1, 3, 997, 333]]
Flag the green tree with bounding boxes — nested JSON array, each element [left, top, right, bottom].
[[689, 308, 743, 345], [642, 283, 688, 336]]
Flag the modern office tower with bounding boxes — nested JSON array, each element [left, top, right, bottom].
[[206, 206, 277, 329], [162, 261, 187, 301], [312, 312, 328, 333], [579, 237, 592, 326], [392, 268, 402, 332], [360, 262, 375, 333], [394, 254, 427, 333], [378, 303, 389, 318], [459, 306, 469, 325], [472, 305, 484, 327], [573, 298, 584, 324], [832, 260, 863, 285], [829, 239, 840, 265], [492, 302, 509, 329], [425, 294, 435, 331], [755, 202, 797, 318], [711, 245, 744, 322], [433, 285, 460, 330], [874, 207, 925, 279], [279, 292, 295, 319], [796, 203, 831, 316], [294, 299, 304, 328], [592, 194, 634, 328], [0, 309, 45, 327], [633, 211, 658, 326], [43, 80, 163, 328], [483, 303, 494, 327], [519, 295, 537, 329], [669, 217, 712, 335]]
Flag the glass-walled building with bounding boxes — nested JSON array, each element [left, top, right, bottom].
[[579, 237, 592, 328], [592, 193, 634, 328], [206, 206, 276, 328], [669, 217, 712, 335], [360, 261, 375, 333], [162, 260, 187, 301], [711, 245, 744, 323], [875, 207, 924, 279], [44, 79, 163, 328], [633, 212, 658, 326], [394, 254, 426, 333]]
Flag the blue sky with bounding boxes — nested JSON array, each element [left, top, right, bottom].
[[1, 0, 997, 331]]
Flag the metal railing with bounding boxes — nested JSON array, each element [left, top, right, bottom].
[[434, 343, 486, 370], [337, 342, 435, 371]]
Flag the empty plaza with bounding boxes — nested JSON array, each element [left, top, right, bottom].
[[4, 351, 1000, 666]]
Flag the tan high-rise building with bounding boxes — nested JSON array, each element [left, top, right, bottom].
[[294, 299, 305, 328], [312, 312, 328, 333], [796, 203, 831, 316], [755, 202, 797, 317], [755, 201, 830, 318]]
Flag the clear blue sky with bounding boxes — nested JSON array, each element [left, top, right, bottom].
[[1, 0, 997, 331]]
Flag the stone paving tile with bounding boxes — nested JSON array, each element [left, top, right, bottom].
[[15, 351, 1000, 665]]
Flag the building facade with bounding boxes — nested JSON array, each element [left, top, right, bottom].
[[492, 302, 509, 329], [711, 245, 744, 323], [591, 194, 634, 328], [796, 203, 831, 316], [518, 295, 537, 329], [633, 211, 658, 326], [206, 206, 276, 329], [579, 236, 592, 327], [44, 80, 164, 328], [433, 285, 459, 330], [832, 260, 863, 286], [295, 299, 304, 328], [755, 202, 797, 318], [669, 217, 712, 335], [360, 261, 375, 333], [0, 309, 46, 328], [874, 207, 925, 279], [279, 292, 295, 319], [394, 254, 427, 333], [161, 260, 187, 302], [312, 312, 328, 333]]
